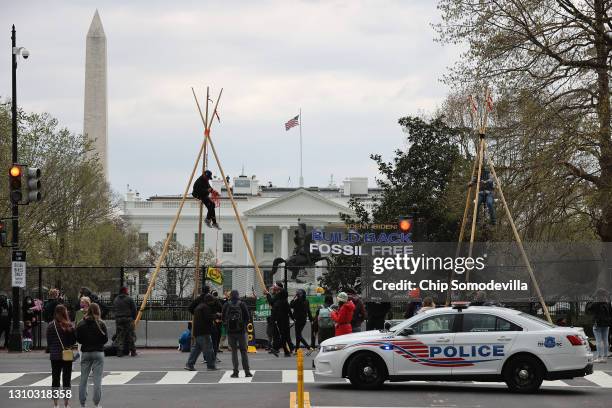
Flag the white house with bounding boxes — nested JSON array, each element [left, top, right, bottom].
[[121, 176, 380, 297]]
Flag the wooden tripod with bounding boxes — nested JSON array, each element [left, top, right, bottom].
[[135, 87, 266, 326], [448, 90, 553, 323]]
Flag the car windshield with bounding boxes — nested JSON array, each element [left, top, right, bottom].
[[388, 316, 420, 332], [518, 312, 556, 328]]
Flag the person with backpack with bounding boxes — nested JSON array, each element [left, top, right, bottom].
[[290, 289, 313, 351], [0, 293, 12, 349], [314, 295, 335, 345], [76, 303, 108, 408], [586, 288, 612, 363], [46, 304, 76, 408], [222, 290, 252, 378], [346, 288, 366, 333]]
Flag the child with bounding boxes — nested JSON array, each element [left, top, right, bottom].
[[178, 322, 192, 352], [22, 320, 33, 351]]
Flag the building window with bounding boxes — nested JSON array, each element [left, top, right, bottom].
[[223, 269, 233, 292], [166, 271, 176, 296], [194, 233, 205, 251], [166, 233, 177, 242], [223, 233, 233, 253], [138, 270, 148, 295], [138, 233, 149, 252], [263, 233, 274, 253]]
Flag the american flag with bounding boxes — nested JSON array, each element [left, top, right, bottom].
[[486, 94, 494, 112], [468, 95, 477, 114], [285, 115, 299, 131]]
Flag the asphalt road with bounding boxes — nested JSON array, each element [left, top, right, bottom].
[[0, 349, 611, 408]]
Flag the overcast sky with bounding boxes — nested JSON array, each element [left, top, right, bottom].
[[1, 0, 460, 198]]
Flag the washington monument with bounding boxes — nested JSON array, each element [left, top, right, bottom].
[[83, 10, 108, 179]]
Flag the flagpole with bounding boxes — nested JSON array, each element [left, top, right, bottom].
[[299, 108, 304, 187]]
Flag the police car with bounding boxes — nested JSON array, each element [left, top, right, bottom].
[[314, 303, 593, 393]]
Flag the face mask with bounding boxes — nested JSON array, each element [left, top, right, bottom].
[[81, 304, 88, 309]]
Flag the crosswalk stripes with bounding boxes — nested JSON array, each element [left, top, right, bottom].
[[583, 370, 612, 388], [0, 370, 610, 388], [101, 371, 139, 385], [157, 371, 198, 385], [30, 372, 79, 387], [219, 370, 256, 383], [0, 373, 25, 386]]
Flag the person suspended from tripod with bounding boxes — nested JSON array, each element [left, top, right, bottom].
[[192, 170, 221, 230], [469, 167, 497, 225]]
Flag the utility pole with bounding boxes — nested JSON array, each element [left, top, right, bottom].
[[8, 25, 29, 351]]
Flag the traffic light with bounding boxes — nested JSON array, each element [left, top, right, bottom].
[[399, 216, 413, 232], [0, 220, 6, 247], [8, 164, 22, 204], [25, 167, 41, 203]]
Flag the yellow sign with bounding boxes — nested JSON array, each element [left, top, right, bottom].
[[206, 266, 223, 285]]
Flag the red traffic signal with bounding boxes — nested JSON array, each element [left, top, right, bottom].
[[399, 217, 413, 232], [8, 164, 23, 204]]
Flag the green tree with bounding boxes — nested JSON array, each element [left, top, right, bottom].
[[0, 101, 139, 292], [371, 116, 469, 241]]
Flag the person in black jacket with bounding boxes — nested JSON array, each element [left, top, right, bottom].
[[265, 284, 294, 357], [185, 294, 218, 371], [222, 290, 252, 377], [46, 304, 76, 408], [0, 293, 12, 349], [290, 289, 313, 351], [365, 301, 391, 330], [113, 287, 137, 357], [192, 169, 221, 229], [586, 288, 612, 363], [43, 288, 62, 323], [76, 303, 108, 408]]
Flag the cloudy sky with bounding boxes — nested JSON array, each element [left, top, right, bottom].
[[1, 0, 460, 198]]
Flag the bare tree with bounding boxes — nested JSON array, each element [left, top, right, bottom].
[[436, 0, 612, 241]]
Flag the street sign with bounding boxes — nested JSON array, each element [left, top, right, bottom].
[[11, 250, 26, 288]]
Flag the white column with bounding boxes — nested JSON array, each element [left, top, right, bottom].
[[280, 225, 289, 259], [246, 226, 255, 265]]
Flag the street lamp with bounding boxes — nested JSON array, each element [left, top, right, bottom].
[[8, 25, 29, 352]]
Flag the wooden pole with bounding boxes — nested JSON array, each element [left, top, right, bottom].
[[191, 90, 267, 292], [467, 136, 485, 261], [485, 156, 553, 323], [135, 135, 208, 326], [193, 87, 210, 298], [446, 147, 481, 305]]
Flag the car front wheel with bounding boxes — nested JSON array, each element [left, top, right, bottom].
[[347, 352, 387, 389], [503, 355, 544, 393]]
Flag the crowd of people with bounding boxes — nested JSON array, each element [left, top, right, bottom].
[[1, 282, 611, 407], [39, 286, 137, 408]]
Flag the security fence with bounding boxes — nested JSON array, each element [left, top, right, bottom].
[[0, 264, 603, 329]]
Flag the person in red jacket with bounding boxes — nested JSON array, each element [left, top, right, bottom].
[[331, 292, 355, 336]]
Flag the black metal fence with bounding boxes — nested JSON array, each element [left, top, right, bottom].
[[0, 264, 601, 327]]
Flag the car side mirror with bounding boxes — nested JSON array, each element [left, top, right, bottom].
[[398, 327, 414, 337], [384, 321, 392, 331]]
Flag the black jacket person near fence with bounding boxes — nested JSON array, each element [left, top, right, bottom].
[[265, 284, 294, 357], [222, 290, 252, 377], [290, 289, 313, 350], [113, 287, 137, 357]]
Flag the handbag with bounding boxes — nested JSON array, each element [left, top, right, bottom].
[[53, 321, 74, 362]]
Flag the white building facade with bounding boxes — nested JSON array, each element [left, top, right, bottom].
[[122, 176, 379, 297]]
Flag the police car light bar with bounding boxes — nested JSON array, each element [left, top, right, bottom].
[[451, 301, 470, 311]]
